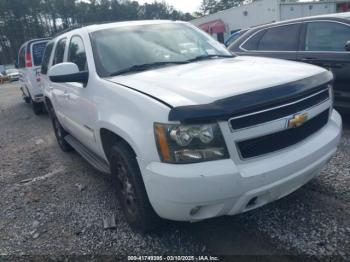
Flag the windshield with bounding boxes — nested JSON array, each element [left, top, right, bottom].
[[90, 23, 232, 77], [6, 69, 17, 74]]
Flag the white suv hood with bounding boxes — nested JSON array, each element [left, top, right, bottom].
[[108, 56, 326, 107]]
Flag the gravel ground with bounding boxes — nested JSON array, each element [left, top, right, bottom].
[[0, 82, 349, 260]]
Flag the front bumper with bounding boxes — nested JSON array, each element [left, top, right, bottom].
[[139, 110, 342, 221]]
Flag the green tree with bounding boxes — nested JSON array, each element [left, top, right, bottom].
[[199, 0, 255, 15], [0, 0, 194, 64], [199, 0, 219, 15]]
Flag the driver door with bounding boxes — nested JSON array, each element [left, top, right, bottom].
[[49, 38, 70, 127], [64, 35, 98, 153]]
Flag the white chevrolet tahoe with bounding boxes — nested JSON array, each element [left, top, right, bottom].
[[42, 20, 342, 232]]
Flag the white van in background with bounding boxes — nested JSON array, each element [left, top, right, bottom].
[[17, 38, 51, 114]]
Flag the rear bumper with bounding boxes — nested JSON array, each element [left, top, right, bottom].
[[32, 94, 44, 103], [139, 110, 342, 221]]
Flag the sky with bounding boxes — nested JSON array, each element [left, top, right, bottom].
[[136, 0, 202, 13]]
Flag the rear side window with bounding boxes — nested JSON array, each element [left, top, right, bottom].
[[41, 42, 54, 75], [32, 41, 49, 66], [53, 38, 67, 65], [68, 36, 88, 71], [305, 21, 350, 51], [258, 24, 300, 51], [18, 46, 25, 68]]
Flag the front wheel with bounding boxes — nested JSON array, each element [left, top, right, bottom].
[[24, 96, 31, 104], [52, 116, 73, 152], [110, 142, 161, 233]]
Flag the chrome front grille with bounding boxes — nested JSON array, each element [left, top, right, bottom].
[[229, 87, 332, 159], [229, 88, 330, 131], [236, 110, 329, 159]]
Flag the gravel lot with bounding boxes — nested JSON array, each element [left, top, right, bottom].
[[0, 82, 349, 260]]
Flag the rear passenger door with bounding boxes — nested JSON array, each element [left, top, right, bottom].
[[40, 41, 54, 96], [297, 21, 350, 95], [237, 23, 302, 60]]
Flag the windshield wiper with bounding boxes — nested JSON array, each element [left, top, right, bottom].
[[186, 54, 234, 63], [109, 61, 189, 76], [109, 55, 234, 76]]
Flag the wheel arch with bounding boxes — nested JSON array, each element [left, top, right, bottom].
[[100, 128, 138, 161], [44, 96, 54, 116]]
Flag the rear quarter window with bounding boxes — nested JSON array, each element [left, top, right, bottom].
[[32, 41, 49, 66]]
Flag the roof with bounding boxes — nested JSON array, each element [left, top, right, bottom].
[[250, 11, 350, 30], [283, 11, 350, 21], [281, 0, 350, 5], [21, 37, 51, 47], [52, 20, 187, 39], [85, 20, 185, 33]]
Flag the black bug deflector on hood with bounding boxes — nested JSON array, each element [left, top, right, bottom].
[[168, 71, 333, 124]]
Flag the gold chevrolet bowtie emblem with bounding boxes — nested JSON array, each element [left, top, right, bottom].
[[288, 113, 308, 128]]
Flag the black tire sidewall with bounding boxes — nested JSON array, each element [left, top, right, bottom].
[[52, 115, 72, 152], [32, 102, 43, 115], [110, 142, 161, 233]]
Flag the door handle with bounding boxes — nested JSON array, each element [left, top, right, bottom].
[[300, 57, 318, 61], [63, 92, 70, 99], [48, 86, 53, 91]]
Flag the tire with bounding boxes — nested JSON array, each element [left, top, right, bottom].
[[24, 96, 31, 104], [32, 102, 44, 115], [52, 115, 73, 152], [109, 142, 161, 233]]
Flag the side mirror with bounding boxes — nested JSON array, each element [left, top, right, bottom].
[[345, 41, 350, 52], [48, 62, 88, 86]]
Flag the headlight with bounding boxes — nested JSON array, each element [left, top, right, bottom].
[[154, 123, 229, 164]]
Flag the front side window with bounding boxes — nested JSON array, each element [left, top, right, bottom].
[[305, 21, 350, 51], [90, 23, 231, 77], [68, 36, 88, 72], [258, 24, 300, 51], [240, 30, 265, 51], [41, 41, 54, 75], [53, 38, 67, 65]]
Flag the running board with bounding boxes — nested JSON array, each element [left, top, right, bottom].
[[64, 135, 111, 174]]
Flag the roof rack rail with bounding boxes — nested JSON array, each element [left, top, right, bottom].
[[51, 20, 143, 38], [52, 24, 86, 37]]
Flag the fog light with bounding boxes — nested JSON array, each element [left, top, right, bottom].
[[190, 206, 201, 216]]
